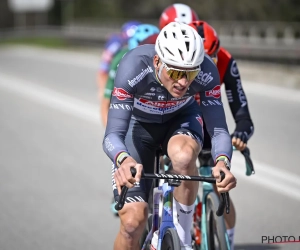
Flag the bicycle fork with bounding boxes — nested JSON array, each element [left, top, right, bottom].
[[142, 183, 177, 250]]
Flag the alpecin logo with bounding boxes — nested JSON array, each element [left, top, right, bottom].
[[112, 87, 133, 101], [205, 85, 221, 99]]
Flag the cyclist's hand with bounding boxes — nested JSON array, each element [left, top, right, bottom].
[[231, 119, 254, 151], [232, 132, 247, 151], [212, 161, 237, 193], [114, 156, 143, 194]]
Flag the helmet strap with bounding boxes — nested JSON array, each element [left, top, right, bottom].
[[156, 64, 164, 86]]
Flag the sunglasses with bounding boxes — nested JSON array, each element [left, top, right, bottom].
[[162, 62, 200, 81]]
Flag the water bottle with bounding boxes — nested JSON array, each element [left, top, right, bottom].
[[151, 230, 159, 250]]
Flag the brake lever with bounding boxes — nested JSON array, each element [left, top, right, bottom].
[[216, 171, 230, 216], [241, 147, 255, 176], [114, 168, 136, 211]]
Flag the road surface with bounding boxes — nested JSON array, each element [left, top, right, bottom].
[[0, 46, 299, 250]]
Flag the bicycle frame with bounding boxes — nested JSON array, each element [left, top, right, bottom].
[[199, 165, 231, 250], [196, 146, 254, 250], [141, 182, 177, 250], [140, 150, 230, 250]]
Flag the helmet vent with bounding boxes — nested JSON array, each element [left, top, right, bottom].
[[163, 31, 168, 39], [165, 48, 174, 57], [178, 49, 183, 60], [191, 51, 196, 61], [197, 25, 205, 39], [208, 41, 216, 54], [185, 42, 190, 51]]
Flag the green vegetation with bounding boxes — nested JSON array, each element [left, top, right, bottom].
[[0, 37, 68, 48]]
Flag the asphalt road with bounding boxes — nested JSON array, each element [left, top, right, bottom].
[[0, 46, 299, 250]]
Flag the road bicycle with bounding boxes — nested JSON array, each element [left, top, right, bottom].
[[190, 146, 255, 250], [115, 147, 245, 249]]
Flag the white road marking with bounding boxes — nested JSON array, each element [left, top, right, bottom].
[[0, 73, 99, 124], [243, 80, 300, 103], [231, 154, 300, 201], [1, 71, 300, 201], [1, 46, 300, 103]]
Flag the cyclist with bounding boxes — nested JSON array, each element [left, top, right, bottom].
[[159, 5, 253, 249], [101, 24, 160, 126], [190, 20, 255, 250], [103, 22, 237, 250], [97, 20, 141, 110], [159, 3, 199, 30]]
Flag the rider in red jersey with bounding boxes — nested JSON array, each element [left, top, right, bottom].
[[190, 20, 254, 151], [190, 20, 254, 250]]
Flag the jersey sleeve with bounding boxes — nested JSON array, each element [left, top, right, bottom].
[[104, 50, 128, 99], [102, 50, 137, 164], [199, 58, 233, 161], [223, 58, 254, 139]]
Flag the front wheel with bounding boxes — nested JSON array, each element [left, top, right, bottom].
[[206, 192, 230, 250], [161, 228, 181, 250]]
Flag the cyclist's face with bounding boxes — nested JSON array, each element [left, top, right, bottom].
[[153, 56, 198, 98]]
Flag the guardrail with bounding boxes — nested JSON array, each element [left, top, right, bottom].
[[1, 21, 300, 62]]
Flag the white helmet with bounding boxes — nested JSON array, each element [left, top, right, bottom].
[[155, 22, 204, 69]]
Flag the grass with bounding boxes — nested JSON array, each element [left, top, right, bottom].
[[0, 37, 68, 48]]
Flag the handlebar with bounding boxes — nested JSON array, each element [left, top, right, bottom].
[[115, 146, 255, 216], [233, 146, 255, 176], [115, 168, 228, 217]]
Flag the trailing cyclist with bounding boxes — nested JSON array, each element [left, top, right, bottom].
[[189, 20, 255, 250], [101, 24, 160, 126], [97, 20, 141, 117], [159, 3, 199, 30], [102, 22, 237, 250]]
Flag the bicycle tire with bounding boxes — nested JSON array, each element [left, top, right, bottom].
[[161, 228, 181, 250], [139, 213, 152, 249], [206, 192, 230, 250]]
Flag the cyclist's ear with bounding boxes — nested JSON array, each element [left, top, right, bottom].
[[153, 55, 160, 68]]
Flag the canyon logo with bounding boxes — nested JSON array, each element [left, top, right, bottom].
[[205, 85, 221, 99], [112, 87, 133, 100]]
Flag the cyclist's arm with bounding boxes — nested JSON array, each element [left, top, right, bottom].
[[223, 58, 254, 140], [199, 65, 232, 162], [98, 35, 124, 97], [103, 49, 129, 100], [100, 51, 124, 126], [102, 53, 136, 164]]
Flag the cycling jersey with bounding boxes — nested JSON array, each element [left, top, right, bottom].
[[99, 33, 127, 73], [217, 47, 253, 139], [103, 44, 233, 163], [194, 47, 254, 146], [104, 48, 129, 99]]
